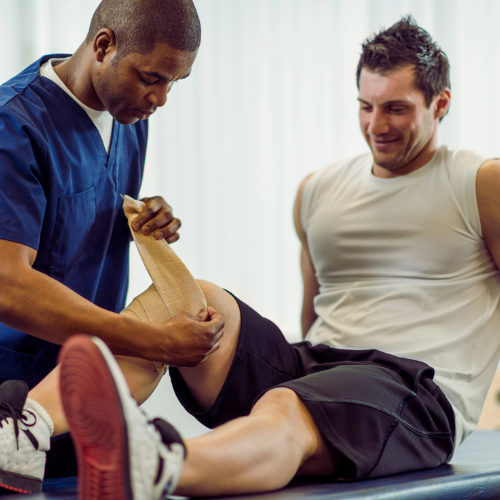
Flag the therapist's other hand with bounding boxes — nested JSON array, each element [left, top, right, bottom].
[[154, 307, 224, 367], [133, 196, 181, 243]]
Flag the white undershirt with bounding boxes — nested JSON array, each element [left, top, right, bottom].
[[40, 58, 114, 153]]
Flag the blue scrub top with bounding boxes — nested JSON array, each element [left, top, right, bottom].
[[0, 55, 148, 388]]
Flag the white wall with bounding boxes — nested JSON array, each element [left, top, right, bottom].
[[2, 0, 500, 437]]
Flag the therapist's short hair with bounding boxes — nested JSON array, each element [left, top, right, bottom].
[[356, 16, 450, 111], [86, 0, 201, 56]]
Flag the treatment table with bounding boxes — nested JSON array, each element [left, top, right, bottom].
[[4, 430, 500, 500]]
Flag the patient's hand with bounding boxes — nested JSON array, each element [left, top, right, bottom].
[[151, 307, 225, 367], [132, 196, 181, 243]]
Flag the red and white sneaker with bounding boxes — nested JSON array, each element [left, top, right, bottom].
[[58, 335, 185, 500]]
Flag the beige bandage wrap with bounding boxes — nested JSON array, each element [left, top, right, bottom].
[[120, 195, 207, 374]]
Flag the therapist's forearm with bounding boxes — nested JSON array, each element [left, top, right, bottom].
[[0, 262, 150, 358], [0, 239, 223, 367]]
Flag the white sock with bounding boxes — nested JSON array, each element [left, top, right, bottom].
[[23, 398, 54, 451]]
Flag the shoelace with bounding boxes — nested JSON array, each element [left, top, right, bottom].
[[0, 403, 36, 450]]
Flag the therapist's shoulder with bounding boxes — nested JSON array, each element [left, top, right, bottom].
[[0, 73, 53, 149], [0, 101, 48, 150], [0, 57, 45, 109], [0, 89, 46, 137], [0, 88, 49, 171]]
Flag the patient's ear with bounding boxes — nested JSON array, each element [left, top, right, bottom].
[[434, 88, 450, 120]]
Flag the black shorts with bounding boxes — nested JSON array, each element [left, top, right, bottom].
[[170, 293, 455, 481]]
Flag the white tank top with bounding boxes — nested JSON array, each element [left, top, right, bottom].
[[301, 145, 500, 449]]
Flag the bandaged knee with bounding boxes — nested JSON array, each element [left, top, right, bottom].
[[120, 196, 207, 373]]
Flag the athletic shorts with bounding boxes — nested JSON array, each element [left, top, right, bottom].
[[170, 293, 455, 481]]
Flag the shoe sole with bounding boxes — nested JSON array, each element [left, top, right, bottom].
[[0, 468, 42, 494], [59, 335, 132, 500]]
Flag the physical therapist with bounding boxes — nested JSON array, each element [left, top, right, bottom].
[[0, 0, 222, 455]]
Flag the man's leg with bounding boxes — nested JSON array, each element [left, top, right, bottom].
[[176, 387, 340, 497], [28, 356, 162, 436], [172, 281, 343, 496], [176, 280, 242, 410], [173, 302, 456, 496]]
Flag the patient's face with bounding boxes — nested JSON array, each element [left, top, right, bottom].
[[358, 65, 436, 175]]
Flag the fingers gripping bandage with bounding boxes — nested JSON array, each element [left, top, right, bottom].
[[120, 196, 207, 373]]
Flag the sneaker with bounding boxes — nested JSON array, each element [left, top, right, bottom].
[[58, 335, 185, 500], [0, 380, 50, 494]]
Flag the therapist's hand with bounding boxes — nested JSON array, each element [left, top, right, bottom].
[[133, 196, 181, 243], [152, 307, 225, 367]]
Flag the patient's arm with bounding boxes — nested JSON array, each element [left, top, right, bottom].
[[293, 174, 319, 338], [477, 159, 500, 271]]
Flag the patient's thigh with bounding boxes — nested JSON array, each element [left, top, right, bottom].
[[177, 280, 241, 411]]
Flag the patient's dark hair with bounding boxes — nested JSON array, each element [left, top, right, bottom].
[[356, 16, 450, 112], [86, 0, 201, 56]]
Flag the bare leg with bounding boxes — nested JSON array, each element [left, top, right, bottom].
[[176, 388, 341, 497], [29, 356, 162, 436], [28, 366, 66, 436], [113, 355, 162, 405], [177, 279, 242, 410]]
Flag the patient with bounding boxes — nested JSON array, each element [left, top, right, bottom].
[[2, 15, 500, 500]]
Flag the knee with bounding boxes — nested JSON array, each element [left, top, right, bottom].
[[253, 388, 317, 460], [254, 388, 304, 421], [196, 279, 227, 313], [196, 280, 240, 324], [197, 280, 230, 312], [196, 279, 223, 305]]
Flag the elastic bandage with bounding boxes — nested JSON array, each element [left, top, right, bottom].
[[120, 196, 207, 373]]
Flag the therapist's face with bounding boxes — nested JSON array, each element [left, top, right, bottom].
[[94, 42, 197, 125]]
